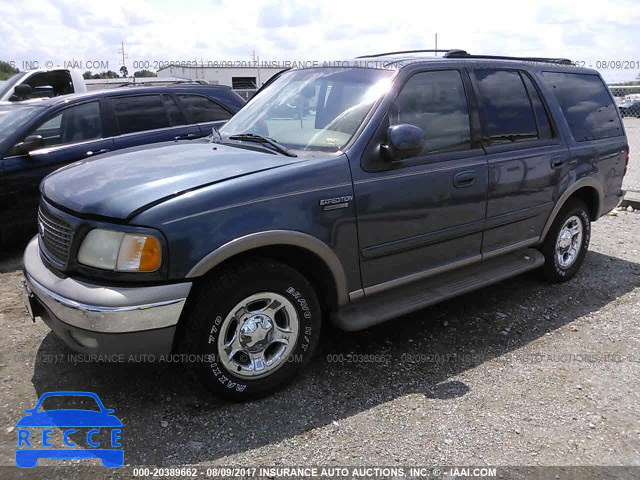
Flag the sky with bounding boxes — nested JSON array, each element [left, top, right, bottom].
[[1, 0, 639, 83]]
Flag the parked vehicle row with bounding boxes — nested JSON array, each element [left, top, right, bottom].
[[618, 98, 640, 118], [0, 84, 245, 243], [20, 50, 628, 401]]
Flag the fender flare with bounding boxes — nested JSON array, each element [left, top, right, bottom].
[[186, 230, 350, 306], [540, 177, 604, 242]]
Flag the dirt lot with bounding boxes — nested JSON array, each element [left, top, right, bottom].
[[0, 212, 639, 479]]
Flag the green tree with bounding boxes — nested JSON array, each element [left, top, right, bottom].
[[92, 70, 120, 79], [120, 66, 129, 78], [133, 69, 157, 78], [0, 60, 19, 81], [82, 71, 93, 80]]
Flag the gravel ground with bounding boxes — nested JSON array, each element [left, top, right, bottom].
[[0, 212, 639, 479]]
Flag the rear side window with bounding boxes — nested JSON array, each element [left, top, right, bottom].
[[390, 70, 471, 155], [475, 69, 538, 145], [521, 74, 553, 140], [542, 72, 623, 141], [178, 94, 232, 123], [111, 95, 170, 135], [163, 95, 187, 126]]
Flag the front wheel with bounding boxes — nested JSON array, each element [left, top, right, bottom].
[[538, 198, 591, 282], [180, 259, 321, 400]]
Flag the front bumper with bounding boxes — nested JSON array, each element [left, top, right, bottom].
[[23, 236, 192, 354]]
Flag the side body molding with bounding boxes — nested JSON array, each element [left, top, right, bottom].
[[186, 230, 350, 306], [539, 177, 604, 242]]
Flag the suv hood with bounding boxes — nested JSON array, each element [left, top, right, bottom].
[[41, 141, 301, 219]]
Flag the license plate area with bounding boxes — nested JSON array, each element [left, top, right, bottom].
[[22, 280, 39, 322]]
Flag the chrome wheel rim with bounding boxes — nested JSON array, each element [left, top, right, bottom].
[[217, 292, 299, 379], [555, 215, 583, 269]]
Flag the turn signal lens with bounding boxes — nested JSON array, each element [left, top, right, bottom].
[[78, 229, 163, 272], [116, 235, 162, 272]]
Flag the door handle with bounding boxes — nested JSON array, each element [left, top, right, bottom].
[[85, 149, 110, 157], [453, 171, 476, 188], [174, 133, 199, 141], [551, 156, 567, 168]]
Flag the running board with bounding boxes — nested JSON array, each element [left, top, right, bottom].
[[333, 248, 545, 331]]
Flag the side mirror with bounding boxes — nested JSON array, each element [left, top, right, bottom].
[[13, 83, 33, 99], [14, 135, 45, 155], [382, 124, 424, 161]]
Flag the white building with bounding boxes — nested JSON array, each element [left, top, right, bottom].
[[157, 65, 284, 99]]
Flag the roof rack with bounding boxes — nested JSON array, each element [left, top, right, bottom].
[[356, 49, 458, 59], [443, 50, 573, 65]]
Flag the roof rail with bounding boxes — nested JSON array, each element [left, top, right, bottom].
[[116, 79, 211, 88], [443, 50, 573, 65], [356, 49, 459, 59]]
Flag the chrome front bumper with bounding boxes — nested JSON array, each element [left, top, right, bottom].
[[22, 236, 192, 353]]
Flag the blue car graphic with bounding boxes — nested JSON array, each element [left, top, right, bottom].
[[15, 391, 123, 468]]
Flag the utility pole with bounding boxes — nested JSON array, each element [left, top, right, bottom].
[[253, 50, 261, 88], [118, 42, 129, 78], [435, 33, 438, 56]]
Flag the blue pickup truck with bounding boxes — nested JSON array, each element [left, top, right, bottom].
[[23, 50, 627, 400]]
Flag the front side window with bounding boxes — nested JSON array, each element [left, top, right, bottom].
[[178, 94, 231, 122], [219, 68, 394, 152], [30, 101, 102, 147], [475, 69, 538, 145], [111, 95, 169, 135], [542, 71, 623, 141], [390, 70, 471, 155]]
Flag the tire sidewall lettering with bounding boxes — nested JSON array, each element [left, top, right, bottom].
[[203, 284, 315, 391]]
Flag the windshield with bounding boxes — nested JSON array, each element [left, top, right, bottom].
[[38, 394, 102, 412], [0, 72, 28, 99], [0, 105, 39, 146], [219, 68, 393, 153]]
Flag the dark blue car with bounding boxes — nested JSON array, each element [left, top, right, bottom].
[[15, 391, 123, 468], [0, 84, 245, 244]]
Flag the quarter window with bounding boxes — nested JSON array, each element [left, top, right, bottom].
[[177, 95, 232, 123], [542, 72, 623, 141], [475, 69, 538, 145], [30, 101, 102, 147], [390, 70, 471, 155], [111, 95, 170, 135]]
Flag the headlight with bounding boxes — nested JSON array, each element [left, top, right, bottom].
[[77, 229, 162, 272]]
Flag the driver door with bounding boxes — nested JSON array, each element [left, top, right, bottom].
[[353, 69, 488, 290]]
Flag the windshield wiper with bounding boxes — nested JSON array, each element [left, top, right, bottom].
[[227, 133, 297, 157]]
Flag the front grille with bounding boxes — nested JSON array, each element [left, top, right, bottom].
[[38, 207, 73, 264]]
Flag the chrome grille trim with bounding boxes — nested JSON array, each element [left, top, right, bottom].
[[38, 207, 73, 264]]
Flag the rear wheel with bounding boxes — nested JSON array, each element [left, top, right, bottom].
[[538, 198, 591, 282], [180, 259, 321, 400]]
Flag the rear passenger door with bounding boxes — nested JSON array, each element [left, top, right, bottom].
[[470, 68, 567, 256], [109, 94, 202, 149], [176, 94, 234, 135]]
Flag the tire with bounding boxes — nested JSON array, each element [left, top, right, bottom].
[[179, 258, 321, 400], [538, 198, 591, 283]]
